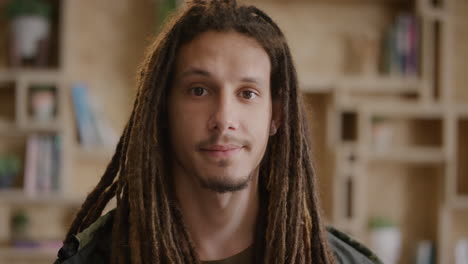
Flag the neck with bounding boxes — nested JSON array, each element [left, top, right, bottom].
[[174, 168, 259, 261]]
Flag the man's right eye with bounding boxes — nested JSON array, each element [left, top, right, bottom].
[[190, 87, 207, 97]]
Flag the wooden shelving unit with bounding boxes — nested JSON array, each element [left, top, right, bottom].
[[0, 246, 58, 260], [0, 189, 82, 206], [0, 1, 73, 263], [254, 0, 468, 263], [0, 0, 157, 261]]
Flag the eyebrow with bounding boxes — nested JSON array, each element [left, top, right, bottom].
[[178, 67, 261, 84]]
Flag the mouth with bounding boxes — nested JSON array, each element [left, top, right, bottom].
[[199, 144, 243, 159]]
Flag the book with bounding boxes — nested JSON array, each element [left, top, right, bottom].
[[381, 13, 420, 77], [37, 135, 52, 193], [23, 134, 62, 195], [415, 241, 435, 264], [71, 83, 117, 149], [71, 83, 100, 147], [51, 135, 61, 190], [455, 239, 468, 264], [23, 134, 39, 196], [86, 88, 118, 148], [407, 16, 420, 76]]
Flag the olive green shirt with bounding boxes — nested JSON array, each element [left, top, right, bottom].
[[55, 210, 382, 264], [202, 246, 252, 264]]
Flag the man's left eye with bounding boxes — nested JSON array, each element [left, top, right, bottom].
[[240, 91, 257, 100]]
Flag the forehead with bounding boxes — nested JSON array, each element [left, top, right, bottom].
[[174, 31, 271, 81]]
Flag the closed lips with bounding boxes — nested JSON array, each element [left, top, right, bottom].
[[201, 145, 242, 151]]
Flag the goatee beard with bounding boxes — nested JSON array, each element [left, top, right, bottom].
[[198, 173, 252, 193]]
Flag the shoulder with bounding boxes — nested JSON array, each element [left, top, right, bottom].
[[326, 227, 383, 264], [55, 212, 380, 264], [54, 210, 115, 264]]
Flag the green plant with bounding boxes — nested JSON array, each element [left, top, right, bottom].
[[372, 115, 389, 124], [11, 210, 30, 240], [0, 155, 21, 175], [5, 0, 53, 20], [156, 0, 178, 30], [369, 216, 397, 229]]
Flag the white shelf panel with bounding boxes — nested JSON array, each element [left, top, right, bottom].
[[0, 71, 15, 83], [300, 75, 335, 93], [420, 6, 448, 21], [299, 75, 423, 94], [0, 69, 62, 83], [0, 120, 15, 131], [0, 246, 58, 259], [19, 122, 62, 133], [73, 146, 114, 161], [450, 196, 468, 210], [337, 76, 421, 93], [0, 190, 82, 206], [333, 219, 360, 236], [366, 146, 445, 164], [363, 103, 445, 118]]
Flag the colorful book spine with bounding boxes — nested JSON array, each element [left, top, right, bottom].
[[381, 13, 420, 77], [71, 83, 117, 148], [71, 83, 100, 147], [416, 241, 435, 264], [24, 134, 39, 196], [23, 134, 62, 195], [51, 135, 61, 191], [455, 239, 468, 264], [87, 90, 118, 148], [38, 135, 52, 193], [408, 16, 420, 76]]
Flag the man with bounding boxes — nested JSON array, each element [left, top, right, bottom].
[[56, 0, 380, 263]]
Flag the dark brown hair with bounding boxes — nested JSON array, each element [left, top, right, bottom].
[[66, 0, 335, 263]]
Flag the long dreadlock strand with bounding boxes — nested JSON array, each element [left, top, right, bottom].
[[66, 114, 131, 238]]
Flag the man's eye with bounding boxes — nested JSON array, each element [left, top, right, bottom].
[[241, 90, 257, 100], [190, 87, 207, 96]]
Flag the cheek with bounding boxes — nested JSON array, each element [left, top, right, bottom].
[[245, 107, 271, 150], [169, 101, 206, 143]]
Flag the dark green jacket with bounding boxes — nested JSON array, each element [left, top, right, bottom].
[[55, 211, 382, 264]]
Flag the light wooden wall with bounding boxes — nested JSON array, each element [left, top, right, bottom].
[[62, 0, 156, 195]]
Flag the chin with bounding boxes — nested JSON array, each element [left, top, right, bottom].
[[198, 173, 253, 193]]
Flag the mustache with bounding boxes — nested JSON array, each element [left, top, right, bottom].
[[196, 134, 251, 149]]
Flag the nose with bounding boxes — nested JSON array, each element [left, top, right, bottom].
[[207, 93, 239, 133]]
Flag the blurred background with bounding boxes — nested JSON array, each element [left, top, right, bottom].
[[0, 0, 466, 263]]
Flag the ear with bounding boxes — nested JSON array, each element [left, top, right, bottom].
[[270, 99, 282, 136]]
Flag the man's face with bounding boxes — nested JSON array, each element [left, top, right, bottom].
[[168, 31, 275, 193]]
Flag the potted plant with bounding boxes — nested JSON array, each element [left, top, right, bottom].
[[30, 84, 56, 122], [0, 155, 21, 188], [5, 0, 53, 67], [11, 209, 31, 244], [369, 216, 402, 264]]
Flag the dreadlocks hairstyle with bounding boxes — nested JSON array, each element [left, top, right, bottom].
[[65, 0, 336, 263]]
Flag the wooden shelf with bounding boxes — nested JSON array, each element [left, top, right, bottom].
[[337, 76, 421, 93], [365, 147, 445, 163], [420, 6, 448, 21], [19, 122, 62, 133], [366, 103, 444, 117], [0, 120, 15, 131], [300, 75, 335, 93], [0, 246, 58, 259], [0, 190, 82, 206], [450, 196, 468, 210], [300, 75, 422, 94], [333, 219, 360, 236], [0, 69, 62, 83], [0, 122, 61, 135], [73, 146, 114, 161]]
